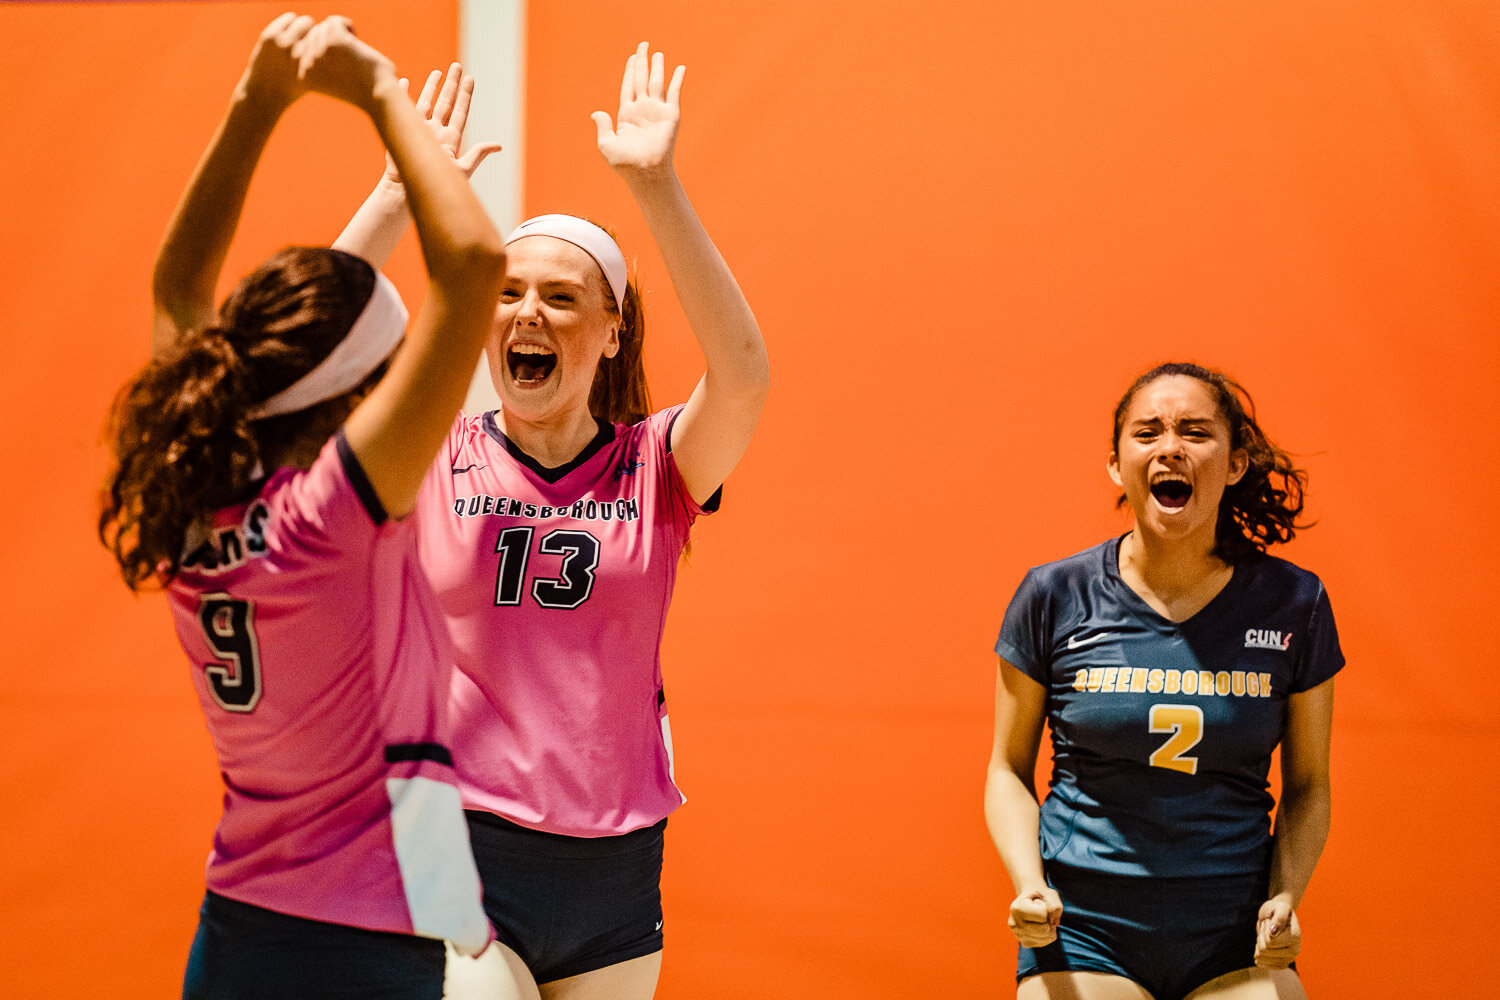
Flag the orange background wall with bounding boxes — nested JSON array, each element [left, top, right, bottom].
[[2, 2, 1497, 998]]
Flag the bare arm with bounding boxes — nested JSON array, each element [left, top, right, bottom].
[[150, 13, 316, 356], [592, 44, 769, 506], [333, 64, 501, 268], [297, 22, 505, 519], [984, 659, 1063, 948], [1255, 675, 1335, 968]]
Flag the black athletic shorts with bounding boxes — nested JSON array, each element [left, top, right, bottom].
[[182, 891, 445, 1000], [1017, 863, 1286, 1000], [466, 811, 666, 984]]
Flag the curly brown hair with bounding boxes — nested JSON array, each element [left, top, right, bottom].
[[99, 247, 378, 590], [1111, 362, 1310, 564]]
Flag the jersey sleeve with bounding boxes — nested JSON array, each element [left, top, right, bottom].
[[994, 568, 1053, 685], [650, 405, 720, 522], [436, 410, 473, 476], [265, 431, 386, 551], [1291, 579, 1344, 692]]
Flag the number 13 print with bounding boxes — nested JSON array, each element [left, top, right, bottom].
[[492, 526, 601, 609]]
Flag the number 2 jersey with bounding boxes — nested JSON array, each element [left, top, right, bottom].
[[994, 536, 1343, 878], [167, 432, 489, 954], [415, 406, 716, 837]]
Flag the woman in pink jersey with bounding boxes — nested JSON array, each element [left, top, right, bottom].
[[338, 42, 769, 1000], [99, 15, 506, 999]]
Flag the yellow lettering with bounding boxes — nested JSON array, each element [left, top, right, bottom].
[[1148, 669, 1164, 693], [1130, 668, 1148, 693], [1215, 671, 1231, 696], [1148, 704, 1204, 775], [1074, 669, 1089, 692], [1164, 670, 1181, 694], [1259, 672, 1272, 698]]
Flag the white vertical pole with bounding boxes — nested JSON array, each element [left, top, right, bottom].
[[459, 0, 524, 413]]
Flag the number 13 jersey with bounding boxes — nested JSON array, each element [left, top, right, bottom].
[[416, 407, 717, 838], [995, 536, 1343, 878]]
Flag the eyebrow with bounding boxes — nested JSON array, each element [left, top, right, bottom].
[[502, 276, 590, 291], [1128, 415, 1219, 427]]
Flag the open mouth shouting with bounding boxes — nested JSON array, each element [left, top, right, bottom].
[[1149, 473, 1193, 511], [507, 342, 557, 387]]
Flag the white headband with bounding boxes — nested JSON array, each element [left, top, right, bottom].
[[247, 271, 408, 420], [505, 214, 627, 313]]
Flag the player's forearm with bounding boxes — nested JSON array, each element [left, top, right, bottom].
[[151, 88, 287, 355], [365, 79, 500, 285], [1268, 778, 1330, 909], [343, 79, 503, 520], [333, 175, 412, 268], [985, 765, 1048, 895], [626, 171, 768, 398]]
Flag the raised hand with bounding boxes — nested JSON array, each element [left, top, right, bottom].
[[1253, 899, 1301, 969], [381, 64, 502, 186], [238, 12, 318, 110], [591, 42, 684, 178], [291, 16, 396, 111], [152, 11, 328, 354]]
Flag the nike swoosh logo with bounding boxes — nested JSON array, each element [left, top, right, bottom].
[[451, 464, 486, 474], [1066, 632, 1115, 650]]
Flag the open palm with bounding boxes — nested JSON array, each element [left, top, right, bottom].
[[382, 63, 501, 185], [593, 42, 684, 175]]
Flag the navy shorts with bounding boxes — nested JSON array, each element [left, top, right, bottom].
[[1017, 864, 1277, 1000], [466, 811, 666, 984], [182, 891, 445, 1000]]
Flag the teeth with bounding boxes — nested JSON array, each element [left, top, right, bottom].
[[511, 343, 552, 355]]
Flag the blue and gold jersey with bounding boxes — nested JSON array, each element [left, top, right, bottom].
[[995, 536, 1343, 878]]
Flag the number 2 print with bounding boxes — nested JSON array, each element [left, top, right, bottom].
[[1147, 704, 1203, 775]]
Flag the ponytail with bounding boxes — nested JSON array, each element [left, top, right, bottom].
[[100, 327, 264, 589], [99, 247, 375, 589], [589, 272, 651, 426]]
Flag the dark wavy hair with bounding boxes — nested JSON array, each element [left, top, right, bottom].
[[1111, 362, 1310, 564], [582, 220, 651, 426], [99, 247, 379, 590]]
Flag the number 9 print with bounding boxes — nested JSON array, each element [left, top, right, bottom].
[[197, 594, 262, 712]]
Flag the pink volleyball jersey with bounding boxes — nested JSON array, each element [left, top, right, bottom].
[[416, 406, 715, 837], [167, 432, 490, 955]]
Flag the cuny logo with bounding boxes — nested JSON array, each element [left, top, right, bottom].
[[1244, 628, 1292, 650]]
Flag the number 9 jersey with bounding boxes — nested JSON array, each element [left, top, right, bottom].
[[994, 536, 1344, 879], [168, 433, 490, 955], [415, 406, 718, 838]]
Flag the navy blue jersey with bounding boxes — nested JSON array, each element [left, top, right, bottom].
[[995, 536, 1343, 878]]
